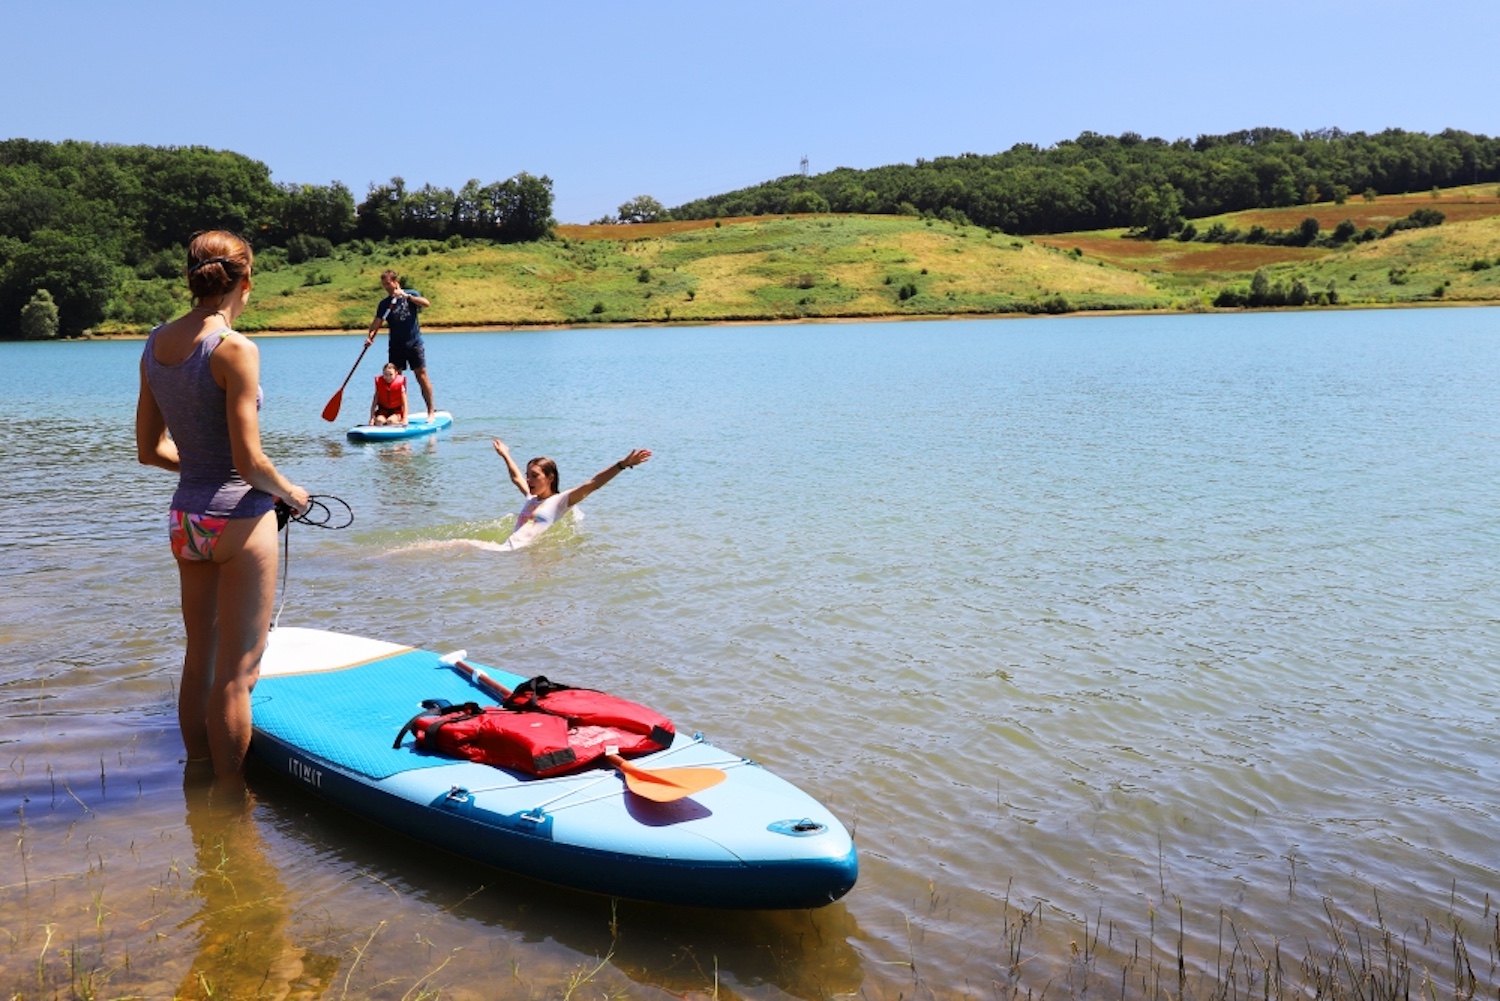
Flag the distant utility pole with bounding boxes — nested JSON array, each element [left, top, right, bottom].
[[800, 155, 809, 177]]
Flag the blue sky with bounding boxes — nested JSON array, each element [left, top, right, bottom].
[[8, 0, 1496, 223]]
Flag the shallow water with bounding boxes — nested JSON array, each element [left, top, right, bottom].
[[4, 308, 1500, 998]]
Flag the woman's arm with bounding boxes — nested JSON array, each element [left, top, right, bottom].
[[563, 448, 652, 507], [215, 335, 310, 514], [135, 359, 180, 473], [491, 438, 529, 496]]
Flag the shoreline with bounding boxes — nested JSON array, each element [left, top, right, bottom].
[[81, 297, 1499, 340]]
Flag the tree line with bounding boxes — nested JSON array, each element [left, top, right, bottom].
[[0, 139, 554, 337], [668, 127, 1500, 235]]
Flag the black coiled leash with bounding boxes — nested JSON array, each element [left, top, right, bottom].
[[272, 495, 354, 630]]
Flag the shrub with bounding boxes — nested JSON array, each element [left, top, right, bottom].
[[897, 282, 918, 301], [1177, 224, 1197, 242], [1331, 220, 1357, 243], [637, 268, 651, 283], [19, 288, 58, 340], [1297, 217, 1321, 246], [788, 190, 830, 214], [107, 281, 178, 325], [1469, 259, 1493, 271], [1362, 187, 1378, 202], [286, 233, 334, 264], [1041, 294, 1074, 314], [590, 301, 605, 314], [133, 248, 181, 280]]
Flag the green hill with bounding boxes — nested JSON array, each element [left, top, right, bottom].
[[94, 187, 1500, 335]]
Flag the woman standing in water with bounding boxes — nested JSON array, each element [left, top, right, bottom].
[[135, 230, 310, 783], [491, 438, 651, 549]]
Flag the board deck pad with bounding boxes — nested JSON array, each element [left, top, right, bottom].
[[253, 648, 527, 780]]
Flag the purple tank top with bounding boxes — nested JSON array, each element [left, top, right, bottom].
[[143, 325, 274, 519]]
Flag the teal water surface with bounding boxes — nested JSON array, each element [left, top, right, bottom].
[[3, 308, 1499, 998]]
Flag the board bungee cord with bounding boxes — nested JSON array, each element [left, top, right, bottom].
[[272, 495, 353, 630]]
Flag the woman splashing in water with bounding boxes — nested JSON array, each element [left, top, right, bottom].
[[491, 438, 651, 550]]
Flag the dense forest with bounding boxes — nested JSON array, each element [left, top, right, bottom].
[[0, 139, 554, 337], [668, 128, 1500, 237]]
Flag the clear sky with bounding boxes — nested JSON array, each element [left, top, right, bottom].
[[7, 0, 1496, 224]]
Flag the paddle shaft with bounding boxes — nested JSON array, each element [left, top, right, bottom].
[[321, 340, 372, 421], [451, 657, 513, 701]]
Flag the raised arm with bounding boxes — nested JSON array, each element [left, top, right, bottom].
[[562, 448, 652, 508], [491, 438, 530, 497]]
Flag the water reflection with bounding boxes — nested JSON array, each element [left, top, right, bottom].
[[178, 766, 339, 1000], [246, 765, 864, 999]]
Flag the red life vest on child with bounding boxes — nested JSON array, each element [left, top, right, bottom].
[[393, 676, 675, 777], [374, 374, 406, 410]]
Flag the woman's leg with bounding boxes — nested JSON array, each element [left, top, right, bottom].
[[176, 560, 221, 761], [206, 512, 280, 781]]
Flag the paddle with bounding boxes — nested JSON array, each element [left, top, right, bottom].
[[321, 340, 372, 421], [603, 750, 726, 803], [437, 651, 725, 802]]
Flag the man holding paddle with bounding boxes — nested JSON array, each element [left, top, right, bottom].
[[365, 270, 435, 418]]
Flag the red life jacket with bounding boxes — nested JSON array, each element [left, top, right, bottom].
[[393, 677, 675, 777], [374, 374, 406, 410]]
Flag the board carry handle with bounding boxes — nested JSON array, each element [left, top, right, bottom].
[[437, 650, 726, 802]]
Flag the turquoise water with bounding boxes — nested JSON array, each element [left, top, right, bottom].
[[4, 308, 1500, 998]]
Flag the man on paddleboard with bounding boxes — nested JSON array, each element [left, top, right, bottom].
[[365, 270, 435, 418]]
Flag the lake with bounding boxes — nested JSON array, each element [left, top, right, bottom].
[[4, 307, 1499, 999]]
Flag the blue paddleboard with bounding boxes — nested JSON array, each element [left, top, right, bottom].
[[346, 410, 453, 441], [251, 627, 858, 909]]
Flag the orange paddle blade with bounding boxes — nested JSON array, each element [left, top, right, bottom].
[[323, 341, 372, 421], [606, 754, 726, 803]]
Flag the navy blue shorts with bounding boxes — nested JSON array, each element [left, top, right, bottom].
[[389, 338, 426, 372]]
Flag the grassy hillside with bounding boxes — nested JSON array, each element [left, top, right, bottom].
[[95, 187, 1500, 335], [1036, 184, 1500, 305]]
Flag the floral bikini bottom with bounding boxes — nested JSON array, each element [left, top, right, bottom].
[[168, 510, 230, 563]]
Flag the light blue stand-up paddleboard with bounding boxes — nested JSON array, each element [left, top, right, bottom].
[[251, 627, 858, 909], [346, 410, 453, 441]]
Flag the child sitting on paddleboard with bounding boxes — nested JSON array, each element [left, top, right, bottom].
[[491, 438, 651, 550], [370, 362, 408, 426]]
